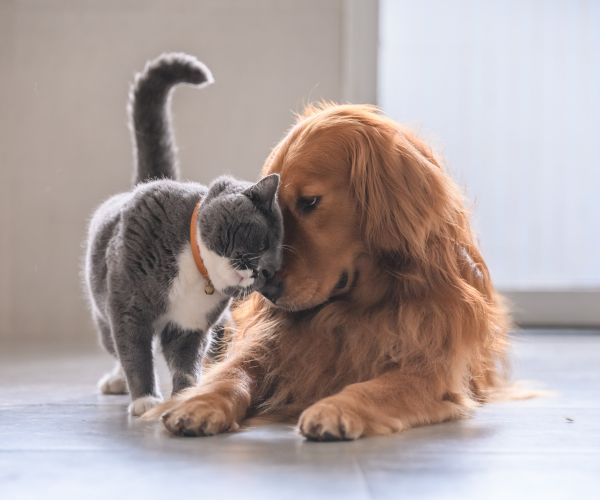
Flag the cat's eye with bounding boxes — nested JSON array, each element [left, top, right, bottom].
[[297, 196, 321, 214]]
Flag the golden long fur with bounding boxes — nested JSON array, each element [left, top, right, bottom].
[[149, 103, 511, 440]]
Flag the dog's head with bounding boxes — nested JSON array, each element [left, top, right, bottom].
[[261, 104, 454, 312]]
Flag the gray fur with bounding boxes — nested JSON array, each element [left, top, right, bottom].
[[129, 52, 213, 184], [84, 53, 282, 413], [160, 324, 208, 394]]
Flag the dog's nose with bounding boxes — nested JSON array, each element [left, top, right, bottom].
[[261, 275, 283, 304], [260, 268, 274, 280]]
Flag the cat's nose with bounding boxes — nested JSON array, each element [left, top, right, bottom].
[[261, 275, 283, 304]]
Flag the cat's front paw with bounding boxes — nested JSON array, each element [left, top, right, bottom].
[[129, 395, 163, 416]]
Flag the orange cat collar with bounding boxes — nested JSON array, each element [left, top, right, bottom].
[[190, 199, 215, 295]]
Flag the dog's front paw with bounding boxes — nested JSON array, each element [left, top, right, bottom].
[[129, 395, 163, 416], [160, 395, 239, 437], [298, 399, 365, 441]]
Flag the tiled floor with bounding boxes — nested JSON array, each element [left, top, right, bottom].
[[1, 330, 599, 500]]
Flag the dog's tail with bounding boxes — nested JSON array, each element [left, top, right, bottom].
[[486, 381, 552, 402], [129, 53, 213, 185]]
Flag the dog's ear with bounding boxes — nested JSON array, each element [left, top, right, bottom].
[[350, 123, 452, 258]]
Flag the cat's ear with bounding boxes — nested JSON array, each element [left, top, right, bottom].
[[243, 174, 280, 209]]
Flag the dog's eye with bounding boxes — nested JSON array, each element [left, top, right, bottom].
[[297, 196, 321, 214]]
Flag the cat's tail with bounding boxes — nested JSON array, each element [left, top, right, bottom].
[[129, 53, 214, 185]]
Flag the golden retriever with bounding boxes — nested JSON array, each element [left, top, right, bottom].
[[150, 103, 510, 440]]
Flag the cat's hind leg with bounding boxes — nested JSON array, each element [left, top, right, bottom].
[[98, 362, 128, 395], [95, 314, 128, 395], [160, 324, 207, 395]]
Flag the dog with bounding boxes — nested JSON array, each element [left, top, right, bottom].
[[149, 103, 510, 440]]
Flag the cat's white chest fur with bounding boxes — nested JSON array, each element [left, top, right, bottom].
[[165, 246, 226, 332]]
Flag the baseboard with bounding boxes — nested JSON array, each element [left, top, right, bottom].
[[502, 290, 600, 328]]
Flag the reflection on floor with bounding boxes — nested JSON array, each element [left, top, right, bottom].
[[1, 330, 599, 500]]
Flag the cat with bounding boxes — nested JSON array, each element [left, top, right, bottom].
[[84, 53, 283, 416]]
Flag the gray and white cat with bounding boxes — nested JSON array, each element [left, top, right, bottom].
[[84, 53, 283, 416]]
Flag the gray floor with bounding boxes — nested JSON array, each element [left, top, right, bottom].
[[1, 330, 599, 500]]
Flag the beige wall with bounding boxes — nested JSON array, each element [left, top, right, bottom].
[[0, 0, 377, 347]]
